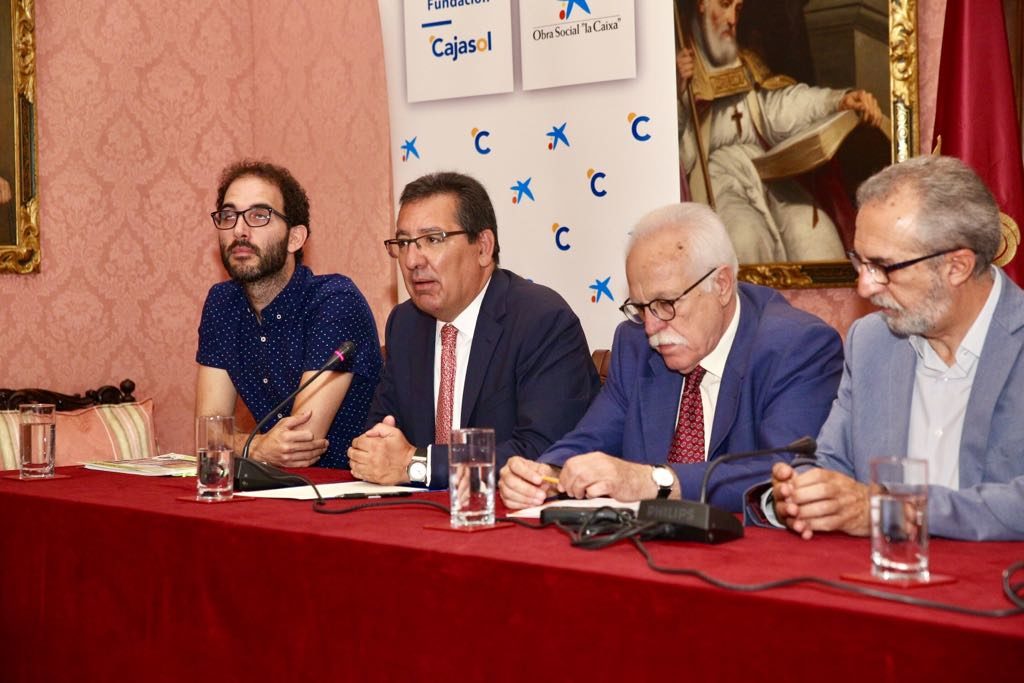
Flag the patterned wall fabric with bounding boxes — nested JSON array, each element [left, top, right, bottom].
[[0, 1, 395, 455], [0, 0, 876, 457]]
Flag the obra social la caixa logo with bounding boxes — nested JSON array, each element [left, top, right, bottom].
[[534, 1, 622, 39], [557, 0, 591, 21]]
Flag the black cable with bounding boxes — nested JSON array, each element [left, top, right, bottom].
[[498, 516, 550, 530], [312, 498, 450, 515], [1003, 560, 1024, 609], [285, 472, 325, 504], [309, 498, 1024, 618], [631, 537, 1024, 618]]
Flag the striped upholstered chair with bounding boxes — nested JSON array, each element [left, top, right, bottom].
[[0, 380, 156, 471]]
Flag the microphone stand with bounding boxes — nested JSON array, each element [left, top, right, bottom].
[[233, 342, 354, 495], [637, 437, 817, 544]]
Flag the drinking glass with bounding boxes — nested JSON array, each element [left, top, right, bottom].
[[19, 404, 56, 479], [196, 415, 235, 501], [449, 428, 496, 528], [869, 457, 929, 581]]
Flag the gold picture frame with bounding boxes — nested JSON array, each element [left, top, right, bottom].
[[0, 0, 39, 274], [677, 0, 918, 289]]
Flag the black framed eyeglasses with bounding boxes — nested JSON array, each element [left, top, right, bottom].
[[846, 247, 962, 285], [618, 267, 717, 325], [211, 206, 290, 231], [384, 230, 469, 258]]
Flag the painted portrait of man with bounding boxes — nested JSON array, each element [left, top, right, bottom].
[[676, 0, 891, 267]]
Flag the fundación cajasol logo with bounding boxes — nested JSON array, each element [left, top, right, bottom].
[[422, 11, 494, 62]]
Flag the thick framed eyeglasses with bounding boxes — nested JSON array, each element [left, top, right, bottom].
[[384, 230, 469, 258], [618, 267, 717, 325], [846, 247, 961, 285], [211, 206, 290, 230]]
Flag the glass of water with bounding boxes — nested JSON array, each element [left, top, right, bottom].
[[19, 404, 56, 479], [195, 415, 235, 502], [449, 428, 496, 528], [869, 457, 929, 582]]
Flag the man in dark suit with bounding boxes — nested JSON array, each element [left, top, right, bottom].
[[499, 202, 843, 512], [347, 172, 600, 489]]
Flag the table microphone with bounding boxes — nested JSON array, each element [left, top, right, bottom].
[[233, 341, 356, 492], [637, 436, 817, 544]]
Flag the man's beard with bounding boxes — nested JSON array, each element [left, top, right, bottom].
[[871, 272, 950, 337], [220, 235, 289, 284], [702, 11, 738, 66]]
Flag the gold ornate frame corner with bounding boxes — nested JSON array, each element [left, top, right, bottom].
[[737, 0, 919, 289], [0, 0, 39, 274], [889, 0, 919, 162]]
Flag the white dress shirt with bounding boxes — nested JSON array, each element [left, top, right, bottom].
[[423, 277, 491, 485], [906, 269, 1001, 488]]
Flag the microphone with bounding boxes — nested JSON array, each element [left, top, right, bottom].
[[233, 341, 356, 492], [637, 436, 817, 544]]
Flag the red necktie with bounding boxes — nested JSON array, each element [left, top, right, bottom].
[[434, 324, 458, 444], [668, 365, 706, 464]]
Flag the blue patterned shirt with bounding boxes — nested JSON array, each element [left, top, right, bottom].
[[197, 266, 381, 468]]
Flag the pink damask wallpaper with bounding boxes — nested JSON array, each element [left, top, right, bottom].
[[0, 0, 877, 456], [0, 0, 395, 454]]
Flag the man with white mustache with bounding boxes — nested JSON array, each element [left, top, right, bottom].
[[677, 0, 884, 264], [763, 155, 1024, 541], [499, 202, 843, 512]]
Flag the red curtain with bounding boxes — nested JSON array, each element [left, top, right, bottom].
[[933, 0, 1024, 283]]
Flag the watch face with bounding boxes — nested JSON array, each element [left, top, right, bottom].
[[652, 466, 673, 488], [409, 461, 427, 482]]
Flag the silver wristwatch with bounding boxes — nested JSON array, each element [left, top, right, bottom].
[[651, 465, 674, 499], [407, 448, 428, 484]]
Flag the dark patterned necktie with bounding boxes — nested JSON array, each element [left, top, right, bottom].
[[667, 365, 706, 464], [434, 324, 458, 444]]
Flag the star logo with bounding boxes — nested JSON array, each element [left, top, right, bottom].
[[401, 137, 419, 161], [589, 276, 613, 303], [561, 0, 592, 20], [511, 178, 535, 204], [547, 123, 570, 150]]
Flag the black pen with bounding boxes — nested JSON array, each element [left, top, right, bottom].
[[332, 491, 414, 500]]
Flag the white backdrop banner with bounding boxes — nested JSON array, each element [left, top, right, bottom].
[[379, 0, 680, 351], [404, 0, 514, 102], [519, 0, 636, 91]]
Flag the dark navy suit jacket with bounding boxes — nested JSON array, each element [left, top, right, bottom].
[[367, 268, 601, 488], [540, 282, 843, 511]]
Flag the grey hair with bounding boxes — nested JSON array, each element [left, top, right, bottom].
[[627, 202, 739, 283], [856, 155, 1001, 276]]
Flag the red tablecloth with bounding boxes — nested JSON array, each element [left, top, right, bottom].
[[1, 466, 1021, 682]]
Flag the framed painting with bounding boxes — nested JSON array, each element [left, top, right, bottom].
[[675, 0, 918, 288], [0, 0, 39, 274]]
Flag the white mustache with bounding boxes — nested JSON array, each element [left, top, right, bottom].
[[648, 330, 688, 348]]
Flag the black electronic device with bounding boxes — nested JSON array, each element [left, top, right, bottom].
[[541, 506, 635, 526], [233, 341, 355, 492], [637, 436, 817, 544]]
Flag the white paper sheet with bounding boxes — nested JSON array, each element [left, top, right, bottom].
[[235, 481, 422, 501], [508, 497, 640, 518]]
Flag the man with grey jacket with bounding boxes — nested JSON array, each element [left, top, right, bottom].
[[762, 155, 1024, 541]]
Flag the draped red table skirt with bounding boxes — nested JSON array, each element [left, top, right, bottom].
[[1, 466, 1021, 682]]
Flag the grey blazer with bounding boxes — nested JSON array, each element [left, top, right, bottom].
[[817, 268, 1024, 540]]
